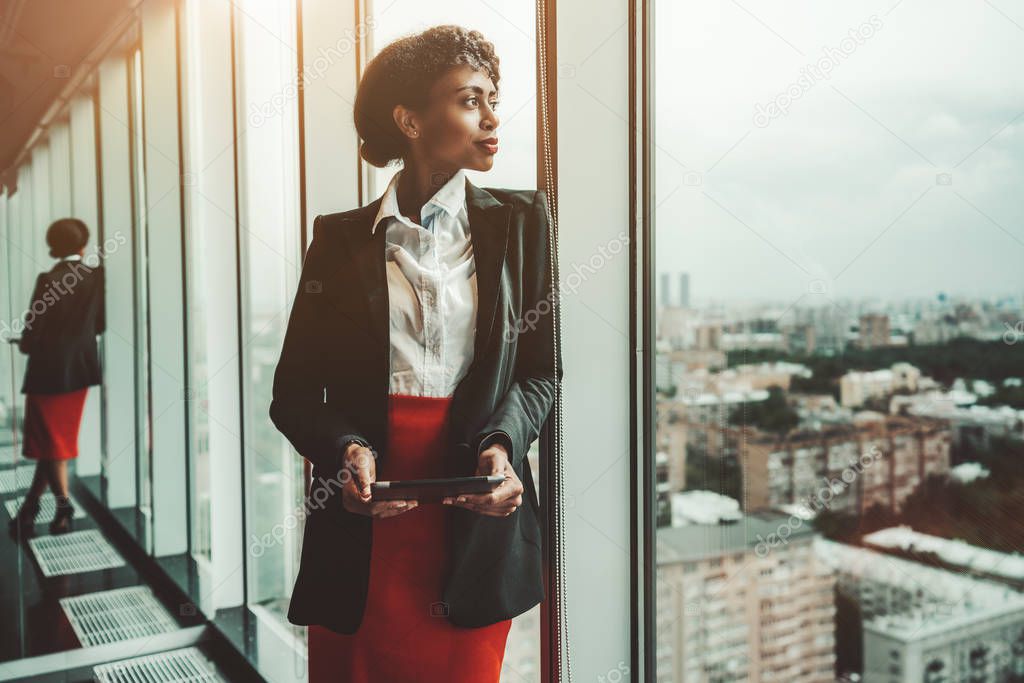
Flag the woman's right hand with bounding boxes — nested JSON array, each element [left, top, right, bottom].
[[340, 442, 419, 518]]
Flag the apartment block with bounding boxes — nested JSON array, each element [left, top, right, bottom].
[[656, 513, 836, 682], [816, 538, 1024, 683]]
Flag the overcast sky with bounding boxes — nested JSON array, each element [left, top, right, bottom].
[[654, 0, 1024, 308]]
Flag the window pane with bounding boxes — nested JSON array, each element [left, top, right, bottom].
[[129, 46, 155, 552], [234, 0, 304, 613], [182, 0, 213, 562], [0, 194, 14, 468], [653, 2, 1024, 681]]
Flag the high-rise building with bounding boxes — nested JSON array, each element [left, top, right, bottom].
[[656, 513, 836, 682], [857, 313, 890, 349]]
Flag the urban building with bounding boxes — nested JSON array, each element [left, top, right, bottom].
[[816, 538, 1024, 683], [656, 513, 836, 683]]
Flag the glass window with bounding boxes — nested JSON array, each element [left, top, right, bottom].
[[48, 121, 72, 219], [181, 0, 213, 562], [0, 192, 13, 466], [234, 0, 304, 616], [128, 45, 155, 551], [68, 92, 104, 479], [95, 50, 141, 516], [651, 2, 1024, 681]]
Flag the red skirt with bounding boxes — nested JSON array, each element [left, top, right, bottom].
[[308, 393, 512, 683], [21, 387, 89, 461]]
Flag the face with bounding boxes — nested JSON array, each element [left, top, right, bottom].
[[398, 64, 501, 173]]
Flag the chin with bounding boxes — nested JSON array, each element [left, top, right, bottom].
[[471, 156, 496, 172]]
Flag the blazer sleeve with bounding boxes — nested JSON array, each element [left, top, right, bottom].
[[269, 215, 373, 474], [17, 273, 48, 355], [472, 189, 563, 470]]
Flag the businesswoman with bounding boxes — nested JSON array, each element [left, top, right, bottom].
[[8, 218, 104, 536], [269, 25, 561, 683]]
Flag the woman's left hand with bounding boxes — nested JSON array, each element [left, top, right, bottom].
[[442, 444, 524, 516]]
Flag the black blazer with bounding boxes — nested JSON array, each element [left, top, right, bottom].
[[18, 259, 105, 395], [270, 179, 562, 634]]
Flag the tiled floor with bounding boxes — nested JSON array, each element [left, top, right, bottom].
[[0, 462, 259, 682], [0, 468, 148, 662]]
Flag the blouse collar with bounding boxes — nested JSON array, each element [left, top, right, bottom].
[[371, 167, 467, 236]]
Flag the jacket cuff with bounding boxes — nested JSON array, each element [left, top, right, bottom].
[[336, 434, 372, 470], [476, 429, 515, 459]]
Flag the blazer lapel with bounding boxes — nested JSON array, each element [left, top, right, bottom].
[[330, 178, 511, 364], [466, 180, 512, 365]]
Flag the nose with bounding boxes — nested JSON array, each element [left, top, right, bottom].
[[483, 106, 499, 132]]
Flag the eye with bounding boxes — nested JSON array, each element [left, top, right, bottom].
[[466, 96, 499, 111]]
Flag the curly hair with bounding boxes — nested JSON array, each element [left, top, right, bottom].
[[46, 218, 89, 259], [354, 25, 500, 168]]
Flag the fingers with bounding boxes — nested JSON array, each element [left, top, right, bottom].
[[447, 495, 522, 516], [455, 466, 523, 505], [370, 500, 418, 518], [444, 485, 523, 516], [342, 485, 419, 518], [341, 479, 368, 514], [453, 477, 522, 507], [345, 446, 376, 498]]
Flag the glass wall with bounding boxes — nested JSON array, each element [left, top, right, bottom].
[[0, 0, 578, 678], [181, 0, 214, 563], [96, 47, 140, 515], [180, 0, 245, 612], [69, 92, 104, 479], [129, 45, 155, 551], [651, 1, 1024, 681], [233, 0, 305, 615], [0, 192, 15, 472]]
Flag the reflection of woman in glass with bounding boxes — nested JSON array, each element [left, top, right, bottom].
[[8, 219, 104, 537], [270, 25, 560, 683]]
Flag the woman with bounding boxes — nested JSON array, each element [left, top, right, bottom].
[[8, 218, 105, 536], [269, 25, 561, 683]]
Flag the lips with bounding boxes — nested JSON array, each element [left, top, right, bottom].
[[475, 138, 499, 154]]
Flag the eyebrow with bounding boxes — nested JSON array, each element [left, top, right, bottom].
[[455, 85, 498, 97]]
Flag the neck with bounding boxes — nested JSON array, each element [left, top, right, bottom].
[[396, 161, 458, 223]]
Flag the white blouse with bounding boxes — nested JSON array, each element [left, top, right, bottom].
[[371, 168, 477, 398]]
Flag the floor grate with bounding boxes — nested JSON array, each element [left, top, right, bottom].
[[28, 529, 125, 577], [60, 586, 178, 647], [93, 647, 221, 683], [5, 493, 87, 522], [0, 467, 35, 494]]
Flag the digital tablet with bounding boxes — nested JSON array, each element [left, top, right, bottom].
[[370, 475, 506, 502]]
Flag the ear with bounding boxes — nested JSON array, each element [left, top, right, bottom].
[[392, 104, 421, 140]]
